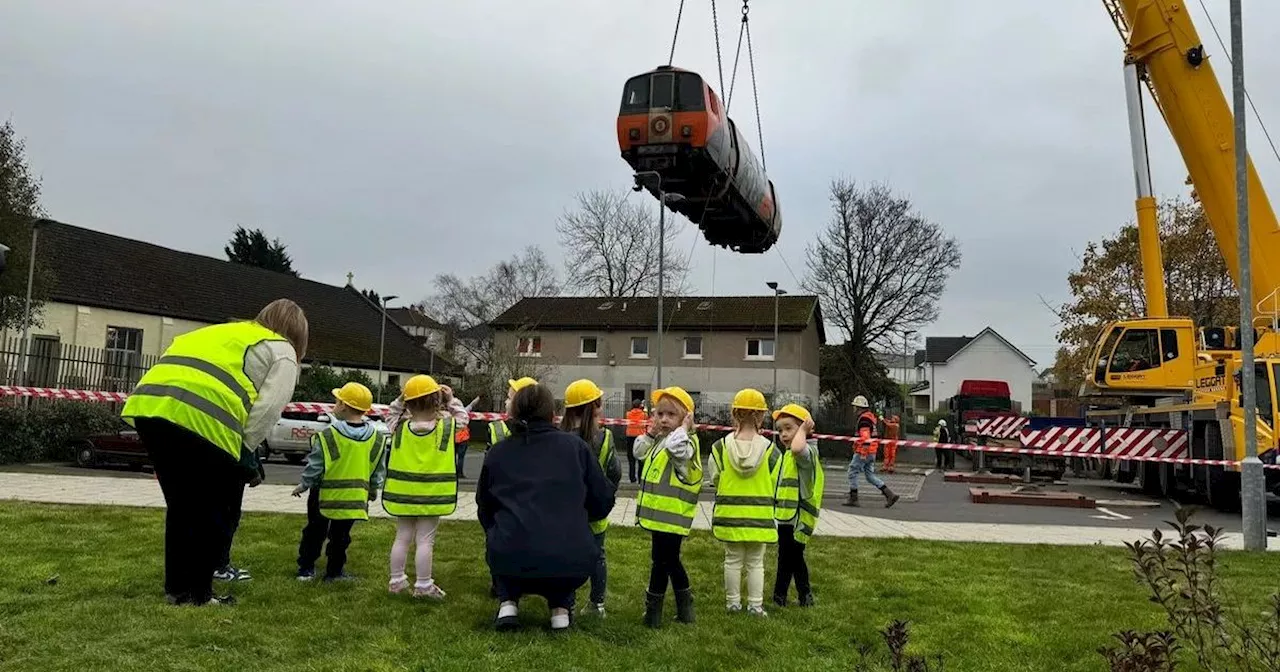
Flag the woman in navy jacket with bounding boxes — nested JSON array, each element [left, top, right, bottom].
[[476, 383, 616, 631]]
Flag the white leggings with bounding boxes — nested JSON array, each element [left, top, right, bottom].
[[724, 541, 767, 608], [389, 516, 440, 588]]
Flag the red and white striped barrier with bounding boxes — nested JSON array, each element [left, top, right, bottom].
[[973, 415, 1028, 439], [5, 384, 1276, 469]]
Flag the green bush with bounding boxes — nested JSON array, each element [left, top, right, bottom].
[[0, 401, 122, 465]]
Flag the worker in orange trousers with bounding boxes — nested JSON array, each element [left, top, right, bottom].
[[882, 415, 900, 473]]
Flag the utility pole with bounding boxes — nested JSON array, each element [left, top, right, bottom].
[[903, 330, 916, 416], [1230, 0, 1265, 551], [18, 220, 42, 385], [767, 282, 785, 402], [377, 294, 399, 404], [634, 171, 684, 391]]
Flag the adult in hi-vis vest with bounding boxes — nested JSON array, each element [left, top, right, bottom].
[[558, 379, 622, 617], [121, 299, 308, 606], [843, 395, 900, 508], [770, 403, 823, 608], [705, 389, 780, 617]]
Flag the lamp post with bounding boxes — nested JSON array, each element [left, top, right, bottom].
[[18, 219, 44, 385], [902, 330, 916, 416], [633, 171, 684, 390], [377, 294, 399, 403], [766, 282, 786, 401]]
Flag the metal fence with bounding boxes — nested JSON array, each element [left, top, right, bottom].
[[0, 337, 157, 393]]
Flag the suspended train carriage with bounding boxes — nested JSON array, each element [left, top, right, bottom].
[[616, 65, 780, 254]]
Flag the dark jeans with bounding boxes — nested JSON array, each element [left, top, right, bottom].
[[297, 488, 356, 577], [774, 524, 811, 599], [455, 442, 469, 478], [587, 531, 607, 604], [495, 575, 587, 610], [935, 448, 955, 470], [135, 418, 243, 604], [627, 438, 641, 482], [647, 531, 690, 595], [216, 483, 246, 569]]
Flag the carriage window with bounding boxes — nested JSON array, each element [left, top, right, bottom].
[[620, 76, 650, 114], [677, 73, 706, 111], [1108, 329, 1160, 373], [650, 73, 674, 109]]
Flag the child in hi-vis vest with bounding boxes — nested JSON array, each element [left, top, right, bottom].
[[381, 374, 469, 598], [559, 379, 622, 617], [292, 382, 385, 582], [705, 389, 780, 616], [770, 403, 824, 608], [632, 387, 702, 628]]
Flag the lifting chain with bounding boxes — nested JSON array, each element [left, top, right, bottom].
[[667, 0, 686, 66]]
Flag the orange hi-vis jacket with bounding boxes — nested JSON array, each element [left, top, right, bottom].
[[855, 410, 879, 456], [625, 408, 648, 437]]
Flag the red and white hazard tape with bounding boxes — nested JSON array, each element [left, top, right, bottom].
[[5, 384, 1277, 469]]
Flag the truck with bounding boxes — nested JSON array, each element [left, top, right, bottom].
[[947, 380, 1077, 479]]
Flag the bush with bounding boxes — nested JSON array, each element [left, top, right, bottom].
[[294, 365, 399, 405], [0, 401, 122, 465]]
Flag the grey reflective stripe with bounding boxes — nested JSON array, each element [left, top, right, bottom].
[[646, 459, 701, 504], [321, 479, 369, 489], [716, 495, 775, 507], [712, 516, 776, 529], [321, 430, 340, 461], [319, 500, 367, 510], [157, 355, 252, 413], [798, 523, 815, 538], [768, 448, 780, 473], [381, 493, 456, 505], [385, 469, 454, 483], [711, 441, 724, 472], [799, 499, 820, 516], [775, 501, 799, 512], [131, 384, 244, 436], [778, 478, 800, 488], [636, 505, 694, 528], [369, 437, 384, 464], [438, 419, 454, 451]]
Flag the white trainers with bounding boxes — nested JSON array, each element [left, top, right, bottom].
[[579, 602, 606, 618], [747, 605, 768, 617], [413, 582, 446, 599], [727, 602, 743, 613], [550, 609, 571, 630], [388, 578, 410, 595], [496, 601, 520, 631]]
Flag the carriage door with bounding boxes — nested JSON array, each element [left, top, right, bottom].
[[648, 71, 675, 145]]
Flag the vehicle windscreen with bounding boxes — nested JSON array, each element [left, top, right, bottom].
[[621, 72, 705, 114], [620, 75, 650, 114]]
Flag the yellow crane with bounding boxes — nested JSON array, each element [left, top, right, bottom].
[[1082, 0, 1280, 507]]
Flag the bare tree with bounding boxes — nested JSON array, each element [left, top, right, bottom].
[[556, 189, 691, 297], [432, 245, 561, 327], [803, 179, 961, 352]]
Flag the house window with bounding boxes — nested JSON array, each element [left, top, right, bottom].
[[104, 326, 144, 382], [745, 338, 775, 361], [517, 336, 542, 357], [631, 336, 649, 358], [683, 336, 702, 359], [580, 336, 599, 358], [387, 374, 401, 390]]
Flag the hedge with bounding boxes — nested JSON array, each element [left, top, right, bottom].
[[0, 401, 123, 465]]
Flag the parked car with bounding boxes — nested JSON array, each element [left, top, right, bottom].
[[74, 420, 149, 469], [259, 410, 389, 464]]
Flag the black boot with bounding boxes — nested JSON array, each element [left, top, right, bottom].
[[674, 588, 696, 624], [843, 489, 859, 507], [880, 485, 900, 508], [772, 592, 787, 608], [643, 591, 664, 629], [798, 592, 815, 607]]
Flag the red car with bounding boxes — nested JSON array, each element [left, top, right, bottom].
[[74, 421, 150, 469]]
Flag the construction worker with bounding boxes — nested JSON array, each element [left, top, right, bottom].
[[933, 419, 955, 470], [624, 400, 649, 483], [453, 395, 480, 478], [122, 298, 308, 606], [882, 414, 901, 474], [489, 377, 538, 446], [844, 395, 899, 508]]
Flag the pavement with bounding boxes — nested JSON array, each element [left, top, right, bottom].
[[2, 462, 1276, 550]]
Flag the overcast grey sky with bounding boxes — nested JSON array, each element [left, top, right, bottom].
[[3, 1, 1280, 367]]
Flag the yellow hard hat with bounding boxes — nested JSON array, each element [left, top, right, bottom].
[[564, 379, 604, 408], [403, 374, 441, 401], [772, 403, 812, 425], [651, 386, 695, 414], [731, 388, 768, 411], [508, 377, 538, 393], [332, 382, 373, 413]]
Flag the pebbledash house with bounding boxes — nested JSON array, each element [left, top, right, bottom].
[[488, 295, 825, 415]]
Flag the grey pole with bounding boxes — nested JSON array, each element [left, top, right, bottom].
[[376, 295, 399, 404], [657, 184, 665, 391], [1230, 0, 1265, 550], [18, 222, 40, 385], [772, 290, 779, 398]]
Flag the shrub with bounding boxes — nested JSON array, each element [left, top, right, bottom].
[[0, 401, 122, 465], [853, 619, 946, 671]]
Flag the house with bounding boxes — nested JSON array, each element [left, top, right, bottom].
[[874, 351, 923, 386], [16, 220, 449, 392], [909, 327, 1037, 412], [488, 295, 826, 412], [385, 305, 462, 377]]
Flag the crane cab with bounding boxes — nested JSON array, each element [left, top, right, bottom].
[[1084, 317, 1198, 395]]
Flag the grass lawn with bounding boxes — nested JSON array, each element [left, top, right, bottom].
[[0, 502, 1270, 672]]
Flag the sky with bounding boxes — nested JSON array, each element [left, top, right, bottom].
[[3, 0, 1280, 369]]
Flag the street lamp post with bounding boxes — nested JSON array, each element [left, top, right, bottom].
[[633, 171, 684, 390], [902, 330, 916, 416], [767, 282, 786, 401], [377, 294, 399, 403], [18, 220, 43, 385]]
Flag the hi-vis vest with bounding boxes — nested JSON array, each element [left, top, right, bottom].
[[383, 418, 457, 517], [488, 420, 511, 445], [636, 434, 703, 536], [316, 427, 384, 521], [710, 439, 782, 543], [121, 321, 287, 460], [588, 429, 615, 535], [774, 447, 824, 544], [855, 411, 880, 456]]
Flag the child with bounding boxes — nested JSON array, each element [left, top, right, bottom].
[[381, 374, 470, 598], [770, 403, 824, 608], [632, 386, 702, 628], [488, 377, 538, 446], [705, 389, 780, 616], [559, 379, 622, 617], [292, 382, 385, 582]]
